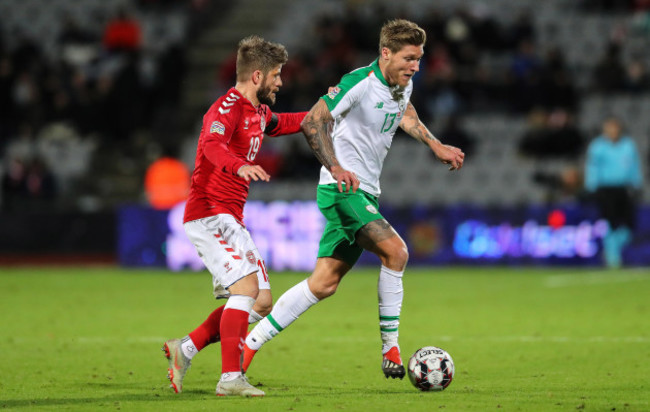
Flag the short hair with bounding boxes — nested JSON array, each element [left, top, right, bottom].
[[379, 19, 426, 54], [236, 35, 288, 81]]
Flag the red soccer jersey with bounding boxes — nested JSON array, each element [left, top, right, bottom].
[[183, 87, 306, 224]]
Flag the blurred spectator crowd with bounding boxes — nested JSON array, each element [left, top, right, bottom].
[[2, 0, 650, 211], [233, 1, 650, 187], [0, 0, 218, 211]]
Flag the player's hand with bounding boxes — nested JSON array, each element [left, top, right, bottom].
[[331, 165, 359, 193], [237, 165, 271, 182], [432, 143, 465, 171]]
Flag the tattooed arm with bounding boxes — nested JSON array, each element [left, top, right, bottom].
[[301, 99, 359, 192], [399, 102, 465, 171]]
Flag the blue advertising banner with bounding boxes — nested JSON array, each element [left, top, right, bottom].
[[117, 202, 650, 271]]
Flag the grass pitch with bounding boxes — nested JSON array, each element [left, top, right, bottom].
[[1, 266, 648, 411]]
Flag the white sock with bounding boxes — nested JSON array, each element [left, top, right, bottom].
[[248, 309, 263, 324], [378, 265, 403, 354], [180, 336, 198, 360], [225, 294, 255, 312], [220, 371, 242, 382], [246, 279, 319, 350]]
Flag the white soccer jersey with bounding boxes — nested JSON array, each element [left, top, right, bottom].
[[319, 59, 412, 196]]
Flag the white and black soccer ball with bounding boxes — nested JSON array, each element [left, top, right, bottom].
[[407, 346, 455, 391]]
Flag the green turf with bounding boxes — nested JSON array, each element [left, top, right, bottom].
[[1, 266, 648, 411]]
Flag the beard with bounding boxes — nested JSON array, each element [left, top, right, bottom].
[[257, 83, 276, 106]]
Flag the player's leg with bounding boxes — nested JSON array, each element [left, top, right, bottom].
[[242, 256, 351, 371], [251, 289, 272, 320], [356, 219, 409, 379], [162, 304, 224, 390], [164, 218, 225, 394], [164, 275, 270, 392], [250, 259, 272, 322], [164, 215, 266, 395], [177, 259, 271, 358], [215, 271, 265, 396]]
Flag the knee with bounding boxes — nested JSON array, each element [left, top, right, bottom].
[[308, 277, 339, 300], [228, 272, 260, 299], [253, 296, 273, 317], [384, 244, 409, 271]]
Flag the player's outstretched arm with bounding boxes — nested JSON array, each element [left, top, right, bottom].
[[265, 112, 308, 137], [399, 102, 465, 171], [301, 99, 359, 193]]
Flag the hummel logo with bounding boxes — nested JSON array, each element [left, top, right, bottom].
[[218, 107, 230, 114], [375, 102, 384, 109]]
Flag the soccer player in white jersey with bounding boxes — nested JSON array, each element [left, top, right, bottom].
[[242, 19, 465, 382]]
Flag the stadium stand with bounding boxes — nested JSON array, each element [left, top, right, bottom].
[[1, 0, 649, 211]]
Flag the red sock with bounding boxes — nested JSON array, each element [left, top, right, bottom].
[[220, 308, 249, 373], [188, 305, 224, 351]]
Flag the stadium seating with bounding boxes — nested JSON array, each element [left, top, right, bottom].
[[2, 0, 648, 209], [252, 0, 650, 206]]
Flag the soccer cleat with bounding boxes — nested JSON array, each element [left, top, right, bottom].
[[382, 346, 405, 379], [216, 374, 265, 397], [241, 342, 257, 373], [162, 339, 191, 393]]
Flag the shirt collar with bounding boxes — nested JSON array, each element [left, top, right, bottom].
[[371, 59, 389, 87], [371, 58, 407, 100]]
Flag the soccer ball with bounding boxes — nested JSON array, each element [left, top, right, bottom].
[[407, 346, 455, 391]]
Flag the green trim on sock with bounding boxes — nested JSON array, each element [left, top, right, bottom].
[[379, 315, 400, 321], [267, 314, 284, 332], [380, 327, 399, 332]]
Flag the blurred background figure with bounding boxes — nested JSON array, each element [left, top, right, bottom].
[[584, 117, 643, 268], [144, 149, 190, 210], [102, 7, 142, 54]]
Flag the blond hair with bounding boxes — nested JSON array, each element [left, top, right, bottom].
[[379, 19, 426, 54], [236, 35, 288, 81]]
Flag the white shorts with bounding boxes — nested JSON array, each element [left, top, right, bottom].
[[184, 214, 270, 299]]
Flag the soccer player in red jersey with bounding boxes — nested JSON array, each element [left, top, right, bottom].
[[162, 35, 307, 397]]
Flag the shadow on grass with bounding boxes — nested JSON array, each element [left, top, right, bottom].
[[0, 385, 421, 409]]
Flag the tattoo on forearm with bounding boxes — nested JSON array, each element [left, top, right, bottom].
[[401, 102, 440, 145], [302, 101, 339, 170]]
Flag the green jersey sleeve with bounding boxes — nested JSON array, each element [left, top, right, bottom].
[[320, 65, 373, 117]]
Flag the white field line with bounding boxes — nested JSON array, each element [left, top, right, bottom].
[[11, 335, 650, 344], [430, 335, 650, 343], [304, 335, 650, 344], [544, 270, 650, 288], [76, 336, 169, 344]]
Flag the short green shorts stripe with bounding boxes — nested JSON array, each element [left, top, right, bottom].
[[316, 184, 384, 267]]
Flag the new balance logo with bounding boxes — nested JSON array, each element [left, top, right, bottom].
[[375, 102, 384, 109]]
